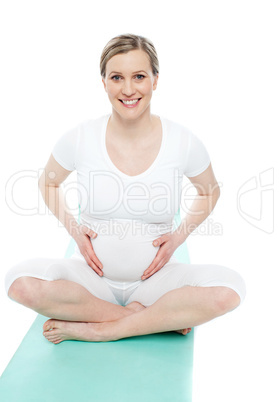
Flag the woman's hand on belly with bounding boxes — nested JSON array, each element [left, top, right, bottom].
[[141, 231, 181, 280], [72, 225, 103, 276], [91, 233, 159, 282]]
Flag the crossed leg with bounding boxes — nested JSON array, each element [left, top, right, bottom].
[[8, 276, 132, 323], [7, 260, 244, 344], [41, 285, 239, 343], [39, 261, 245, 343], [7, 276, 192, 343]]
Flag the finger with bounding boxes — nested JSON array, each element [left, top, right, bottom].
[[142, 258, 158, 277], [142, 254, 162, 276], [83, 239, 103, 269], [153, 238, 160, 247], [85, 253, 103, 276], [152, 234, 169, 247], [81, 226, 98, 239], [86, 229, 97, 239], [145, 241, 165, 270], [142, 260, 165, 280], [88, 250, 103, 270], [141, 268, 159, 280]]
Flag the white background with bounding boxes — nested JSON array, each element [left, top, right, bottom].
[[0, 1, 278, 401]]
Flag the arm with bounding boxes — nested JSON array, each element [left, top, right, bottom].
[[173, 162, 220, 245], [38, 154, 103, 274], [38, 154, 80, 239], [142, 163, 220, 280]]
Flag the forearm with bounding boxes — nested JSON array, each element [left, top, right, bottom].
[[174, 193, 220, 244], [38, 181, 79, 239]]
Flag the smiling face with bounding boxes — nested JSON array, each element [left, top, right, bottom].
[[102, 49, 159, 121]]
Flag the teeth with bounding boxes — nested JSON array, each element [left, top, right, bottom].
[[122, 99, 139, 105]]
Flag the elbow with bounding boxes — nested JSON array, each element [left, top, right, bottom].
[[209, 185, 220, 211], [38, 173, 44, 190], [213, 186, 221, 206]]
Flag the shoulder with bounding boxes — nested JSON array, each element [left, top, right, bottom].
[[76, 114, 110, 139], [80, 113, 109, 128], [51, 114, 108, 170], [160, 116, 193, 139], [160, 116, 210, 151], [159, 116, 194, 153], [160, 116, 211, 176]]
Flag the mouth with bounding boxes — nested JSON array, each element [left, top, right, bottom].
[[119, 98, 142, 107]]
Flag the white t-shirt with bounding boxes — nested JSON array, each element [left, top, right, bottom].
[[52, 113, 211, 236]]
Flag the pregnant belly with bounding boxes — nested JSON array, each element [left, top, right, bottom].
[[91, 233, 159, 281]]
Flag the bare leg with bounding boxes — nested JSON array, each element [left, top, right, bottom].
[[8, 277, 134, 322], [43, 285, 240, 343], [9, 277, 190, 338]]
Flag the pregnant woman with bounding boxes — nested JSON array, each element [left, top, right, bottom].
[[5, 33, 246, 344]]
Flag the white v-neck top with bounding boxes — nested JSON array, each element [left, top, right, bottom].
[[52, 113, 211, 238], [101, 114, 167, 180]]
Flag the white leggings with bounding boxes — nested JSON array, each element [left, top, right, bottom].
[[5, 254, 246, 307]]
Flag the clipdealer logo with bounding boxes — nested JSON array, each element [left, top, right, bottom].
[[237, 168, 274, 234]]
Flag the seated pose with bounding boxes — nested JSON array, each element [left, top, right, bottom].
[[5, 33, 246, 344]]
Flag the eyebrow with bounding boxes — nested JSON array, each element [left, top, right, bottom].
[[109, 70, 148, 76]]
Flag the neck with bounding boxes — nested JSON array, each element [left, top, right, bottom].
[[109, 108, 155, 141]]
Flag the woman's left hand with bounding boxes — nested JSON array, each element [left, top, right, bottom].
[[141, 231, 183, 280]]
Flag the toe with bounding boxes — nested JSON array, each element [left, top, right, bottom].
[[43, 329, 59, 340], [176, 328, 192, 335], [43, 319, 56, 332], [44, 332, 55, 339], [49, 336, 62, 342], [44, 332, 62, 343]]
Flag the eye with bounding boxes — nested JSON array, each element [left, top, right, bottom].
[[111, 74, 145, 81]]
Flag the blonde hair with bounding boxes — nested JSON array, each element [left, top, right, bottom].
[[100, 33, 159, 79]]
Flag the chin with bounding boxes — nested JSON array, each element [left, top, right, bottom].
[[113, 102, 151, 119]]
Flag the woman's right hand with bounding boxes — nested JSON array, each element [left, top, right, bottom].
[[73, 225, 103, 276]]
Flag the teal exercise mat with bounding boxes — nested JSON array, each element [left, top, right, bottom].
[[0, 208, 194, 402], [0, 316, 194, 402]]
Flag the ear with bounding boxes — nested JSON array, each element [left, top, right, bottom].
[[153, 74, 159, 91], [102, 78, 107, 92]]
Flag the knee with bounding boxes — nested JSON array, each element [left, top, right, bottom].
[[214, 287, 241, 314], [8, 277, 40, 309]]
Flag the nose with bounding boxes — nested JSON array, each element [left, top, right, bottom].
[[121, 79, 136, 97]]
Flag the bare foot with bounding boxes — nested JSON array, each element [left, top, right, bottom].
[[175, 328, 192, 335], [125, 302, 192, 336], [42, 302, 144, 344], [125, 301, 146, 313], [43, 319, 103, 344], [43, 303, 192, 344]]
